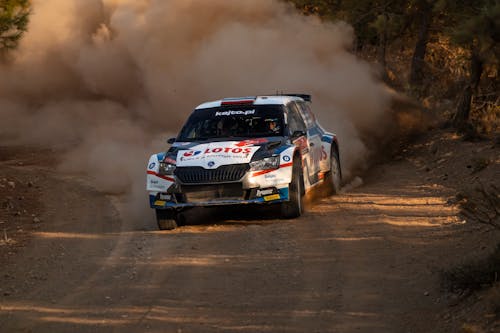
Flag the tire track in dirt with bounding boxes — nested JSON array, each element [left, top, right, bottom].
[[0, 155, 473, 333]]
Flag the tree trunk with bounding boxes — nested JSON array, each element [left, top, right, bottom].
[[453, 85, 473, 129], [453, 48, 484, 129], [377, 33, 387, 70], [409, 0, 431, 87], [377, 14, 388, 82], [469, 49, 484, 91]]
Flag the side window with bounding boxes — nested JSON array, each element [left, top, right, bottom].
[[297, 102, 316, 129], [287, 103, 307, 134]]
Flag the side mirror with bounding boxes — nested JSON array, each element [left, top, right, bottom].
[[291, 130, 306, 139], [167, 137, 176, 144]]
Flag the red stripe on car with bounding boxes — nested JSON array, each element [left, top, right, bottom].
[[252, 169, 275, 177], [147, 170, 174, 182], [221, 100, 254, 105]]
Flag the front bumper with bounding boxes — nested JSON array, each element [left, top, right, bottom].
[[150, 186, 290, 209]]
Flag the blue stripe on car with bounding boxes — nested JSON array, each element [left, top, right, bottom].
[[275, 145, 292, 154], [321, 135, 333, 143], [149, 195, 157, 208], [308, 127, 323, 138], [279, 187, 290, 200]]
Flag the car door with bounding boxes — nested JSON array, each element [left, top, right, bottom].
[[298, 102, 323, 181], [287, 102, 316, 184]]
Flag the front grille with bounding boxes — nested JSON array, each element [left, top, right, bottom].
[[182, 184, 244, 203], [175, 164, 249, 184]]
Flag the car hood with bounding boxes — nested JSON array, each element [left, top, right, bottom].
[[169, 137, 286, 169]]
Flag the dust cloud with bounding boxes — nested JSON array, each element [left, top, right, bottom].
[[0, 0, 394, 222]]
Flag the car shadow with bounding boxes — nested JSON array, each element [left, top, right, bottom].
[[179, 183, 334, 228]]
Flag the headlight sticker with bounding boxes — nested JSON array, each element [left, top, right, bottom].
[[164, 157, 177, 165]]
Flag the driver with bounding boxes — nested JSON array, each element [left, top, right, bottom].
[[266, 119, 280, 134], [218, 119, 237, 137]]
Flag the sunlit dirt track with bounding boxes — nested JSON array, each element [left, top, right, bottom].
[[0, 152, 470, 333]]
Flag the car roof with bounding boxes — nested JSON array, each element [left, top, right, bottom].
[[195, 95, 306, 110]]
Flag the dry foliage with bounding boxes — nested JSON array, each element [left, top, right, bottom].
[[458, 181, 500, 230]]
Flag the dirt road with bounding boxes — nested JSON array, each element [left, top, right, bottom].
[[0, 145, 487, 332]]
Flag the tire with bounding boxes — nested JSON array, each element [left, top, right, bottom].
[[156, 209, 178, 230], [281, 158, 304, 219], [328, 150, 341, 195]]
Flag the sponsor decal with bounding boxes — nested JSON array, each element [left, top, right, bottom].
[[159, 193, 172, 201], [263, 194, 281, 202], [282, 155, 291, 162], [177, 142, 260, 167], [154, 200, 166, 206], [185, 147, 252, 156], [210, 147, 252, 154], [148, 162, 156, 169], [215, 110, 255, 116], [183, 150, 202, 157], [149, 183, 167, 191], [256, 188, 274, 197], [235, 138, 268, 147], [321, 146, 328, 160], [264, 174, 276, 179]]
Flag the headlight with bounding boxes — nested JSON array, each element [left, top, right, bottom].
[[159, 162, 176, 175], [250, 156, 280, 171]]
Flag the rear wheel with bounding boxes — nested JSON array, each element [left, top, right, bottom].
[[328, 150, 341, 195], [156, 209, 178, 230], [281, 159, 304, 219]]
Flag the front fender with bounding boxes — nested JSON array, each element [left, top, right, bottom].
[[242, 146, 296, 189], [146, 153, 174, 192]]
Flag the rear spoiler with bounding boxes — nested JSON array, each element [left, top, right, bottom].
[[277, 93, 312, 102]]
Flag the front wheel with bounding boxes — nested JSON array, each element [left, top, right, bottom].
[[281, 159, 304, 219], [156, 209, 178, 230]]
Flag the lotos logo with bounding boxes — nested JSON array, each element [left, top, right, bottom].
[[204, 147, 252, 154], [183, 150, 202, 157]]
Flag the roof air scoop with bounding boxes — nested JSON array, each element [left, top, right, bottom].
[[221, 97, 256, 106]]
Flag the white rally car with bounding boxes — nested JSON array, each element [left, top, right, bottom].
[[147, 94, 341, 229]]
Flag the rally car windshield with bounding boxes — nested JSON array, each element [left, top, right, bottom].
[[177, 105, 285, 141]]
